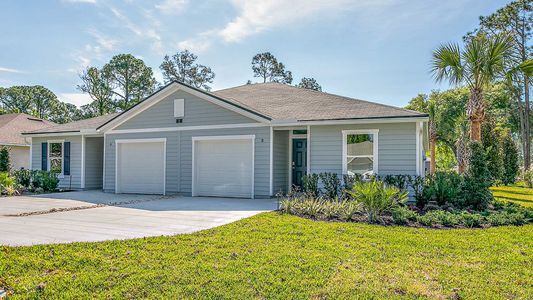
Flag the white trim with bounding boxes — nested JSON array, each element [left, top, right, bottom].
[[306, 125, 311, 174], [22, 132, 103, 137], [106, 123, 268, 135], [100, 82, 270, 132], [288, 130, 293, 191], [191, 134, 255, 199], [0, 143, 30, 147], [28, 138, 32, 170], [272, 117, 429, 127], [269, 126, 273, 196], [416, 122, 420, 176], [102, 135, 106, 190], [81, 135, 85, 189], [114, 138, 167, 195], [47, 140, 65, 178], [341, 129, 379, 175]]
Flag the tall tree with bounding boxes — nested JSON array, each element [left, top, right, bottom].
[[251, 52, 292, 84], [30, 85, 60, 119], [77, 67, 113, 116], [49, 102, 83, 124], [160, 50, 215, 90], [470, 0, 533, 169], [297, 77, 322, 91], [431, 33, 513, 141], [103, 54, 157, 111], [0, 86, 33, 114]]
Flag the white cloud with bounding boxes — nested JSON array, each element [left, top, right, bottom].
[[177, 29, 217, 53], [0, 67, 23, 74], [87, 29, 118, 51], [62, 0, 97, 4], [58, 93, 93, 107], [155, 0, 189, 14]]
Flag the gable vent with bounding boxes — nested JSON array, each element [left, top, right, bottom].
[[174, 99, 184, 118]]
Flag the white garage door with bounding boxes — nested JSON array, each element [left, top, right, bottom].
[[193, 137, 254, 198], [116, 140, 165, 195]]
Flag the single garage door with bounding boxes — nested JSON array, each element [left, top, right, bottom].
[[193, 137, 254, 198], [116, 139, 165, 194]]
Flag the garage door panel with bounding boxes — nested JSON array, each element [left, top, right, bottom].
[[117, 141, 165, 195], [194, 138, 253, 198]]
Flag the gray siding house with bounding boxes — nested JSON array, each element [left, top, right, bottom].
[[23, 82, 428, 198]]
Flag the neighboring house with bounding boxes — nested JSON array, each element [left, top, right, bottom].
[[23, 82, 428, 197], [0, 113, 54, 170]]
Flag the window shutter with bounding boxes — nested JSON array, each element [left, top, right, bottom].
[[64, 142, 71, 175], [41, 142, 47, 171]]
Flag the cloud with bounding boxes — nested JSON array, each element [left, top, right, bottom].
[[0, 67, 23, 74], [87, 29, 118, 51], [155, 0, 189, 14], [62, 0, 97, 4], [58, 93, 93, 107], [177, 30, 217, 53]]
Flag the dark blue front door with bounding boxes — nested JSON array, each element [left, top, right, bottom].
[[292, 139, 307, 188]]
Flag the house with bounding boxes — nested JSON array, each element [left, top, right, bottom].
[[0, 113, 54, 170], [23, 82, 428, 197]]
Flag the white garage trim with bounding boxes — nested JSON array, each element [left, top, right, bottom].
[[192, 135, 255, 198], [115, 138, 167, 195]]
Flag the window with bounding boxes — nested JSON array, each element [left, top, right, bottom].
[[342, 130, 378, 176], [292, 129, 307, 135], [48, 142, 63, 174]]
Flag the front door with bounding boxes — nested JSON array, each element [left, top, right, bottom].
[[292, 138, 307, 188]]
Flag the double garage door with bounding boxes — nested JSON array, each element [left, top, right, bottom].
[[115, 137, 254, 198]]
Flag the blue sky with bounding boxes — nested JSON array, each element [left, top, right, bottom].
[[0, 0, 510, 108]]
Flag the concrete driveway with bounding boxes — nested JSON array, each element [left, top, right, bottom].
[[0, 191, 278, 246]]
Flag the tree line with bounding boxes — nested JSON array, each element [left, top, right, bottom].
[[0, 51, 322, 123], [409, 0, 532, 174]]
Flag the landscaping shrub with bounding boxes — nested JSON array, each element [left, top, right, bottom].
[[12, 169, 32, 187], [521, 169, 533, 188], [458, 141, 493, 210], [459, 212, 484, 228], [347, 180, 408, 223], [302, 173, 319, 197], [391, 206, 418, 225], [501, 133, 519, 185], [319, 172, 340, 199], [0, 171, 17, 195], [279, 197, 362, 221], [481, 119, 504, 182], [381, 174, 411, 191], [31, 170, 59, 192], [0, 146, 10, 172], [422, 171, 462, 207]]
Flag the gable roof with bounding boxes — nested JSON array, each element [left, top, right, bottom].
[[213, 83, 427, 121], [25, 113, 119, 135], [0, 113, 55, 145], [23, 81, 427, 135]]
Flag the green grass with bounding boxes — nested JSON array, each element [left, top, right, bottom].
[[1, 213, 532, 299], [491, 182, 533, 207]]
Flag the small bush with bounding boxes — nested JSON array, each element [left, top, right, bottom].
[[12, 169, 32, 187], [381, 175, 411, 191], [458, 212, 484, 228], [417, 210, 460, 227], [458, 141, 493, 210], [521, 169, 533, 188], [32, 170, 59, 192], [319, 172, 341, 200], [0, 147, 10, 172], [487, 211, 526, 226], [302, 174, 319, 197], [348, 180, 408, 223], [392, 206, 418, 225], [422, 172, 462, 207], [0, 171, 17, 195]]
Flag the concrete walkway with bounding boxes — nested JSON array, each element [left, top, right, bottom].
[[0, 191, 277, 246]]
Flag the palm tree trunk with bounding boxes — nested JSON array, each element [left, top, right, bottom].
[[468, 88, 484, 141], [524, 76, 530, 170]]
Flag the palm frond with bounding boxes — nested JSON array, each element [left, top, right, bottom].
[[519, 59, 533, 76], [431, 42, 463, 85]]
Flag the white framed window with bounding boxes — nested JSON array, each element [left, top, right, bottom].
[[342, 130, 378, 176], [48, 140, 64, 176]]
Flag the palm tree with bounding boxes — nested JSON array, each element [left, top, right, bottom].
[[428, 103, 437, 175], [431, 33, 512, 141], [455, 121, 468, 174]]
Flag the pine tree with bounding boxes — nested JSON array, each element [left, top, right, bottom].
[[501, 133, 519, 185]]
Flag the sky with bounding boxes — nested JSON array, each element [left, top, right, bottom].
[[0, 0, 511, 108]]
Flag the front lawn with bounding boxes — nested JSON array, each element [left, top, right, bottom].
[[1, 213, 531, 299], [491, 182, 533, 208]]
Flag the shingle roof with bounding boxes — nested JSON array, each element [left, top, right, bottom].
[[0, 113, 55, 145], [213, 83, 427, 121], [25, 113, 119, 134]]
